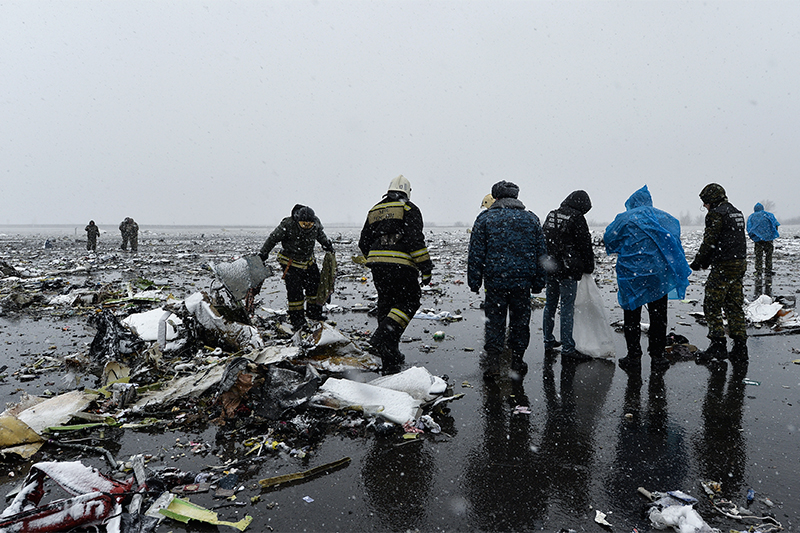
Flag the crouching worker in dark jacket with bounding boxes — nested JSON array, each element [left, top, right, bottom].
[[259, 204, 334, 330], [468, 181, 547, 381], [359, 175, 433, 375]]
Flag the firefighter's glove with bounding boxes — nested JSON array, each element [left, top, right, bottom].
[[420, 273, 432, 286]]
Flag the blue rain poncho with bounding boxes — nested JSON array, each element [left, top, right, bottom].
[[604, 186, 691, 311], [746, 203, 780, 242]]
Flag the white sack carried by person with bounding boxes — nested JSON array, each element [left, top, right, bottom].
[[573, 273, 615, 358]]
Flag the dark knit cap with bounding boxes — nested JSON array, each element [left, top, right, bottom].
[[491, 181, 520, 199]]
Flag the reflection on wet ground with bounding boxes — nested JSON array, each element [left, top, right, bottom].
[[0, 225, 798, 531]]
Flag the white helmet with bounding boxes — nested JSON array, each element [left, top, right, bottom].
[[387, 175, 411, 198]]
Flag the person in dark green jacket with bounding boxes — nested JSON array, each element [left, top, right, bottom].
[[690, 183, 748, 364], [259, 204, 334, 330]]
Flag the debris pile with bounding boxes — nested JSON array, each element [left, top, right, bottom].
[[0, 232, 462, 531]]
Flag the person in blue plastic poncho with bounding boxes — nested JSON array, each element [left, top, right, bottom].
[[746, 203, 780, 297], [604, 186, 691, 374]]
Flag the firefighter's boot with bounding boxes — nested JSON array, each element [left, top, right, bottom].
[[289, 310, 306, 331]]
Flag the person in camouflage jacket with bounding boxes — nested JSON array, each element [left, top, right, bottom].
[[690, 183, 748, 364]]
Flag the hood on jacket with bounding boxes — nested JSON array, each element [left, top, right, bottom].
[[491, 181, 519, 200], [292, 204, 316, 222], [754, 202, 764, 212], [624, 185, 653, 211], [561, 190, 592, 215], [700, 183, 727, 206]]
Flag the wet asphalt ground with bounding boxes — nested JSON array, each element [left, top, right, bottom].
[[0, 225, 798, 532]]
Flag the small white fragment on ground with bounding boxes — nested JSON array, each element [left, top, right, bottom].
[[594, 509, 612, 527]]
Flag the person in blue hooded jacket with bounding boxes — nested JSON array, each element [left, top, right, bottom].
[[468, 180, 547, 380], [746, 203, 780, 297], [604, 186, 691, 373]]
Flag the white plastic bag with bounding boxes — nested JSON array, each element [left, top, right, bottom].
[[648, 504, 716, 533], [573, 273, 615, 358]]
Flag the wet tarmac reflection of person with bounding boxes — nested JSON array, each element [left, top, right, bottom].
[[694, 360, 749, 502], [537, 359, 615, 514], [464, 379, 546, 530], [605, 371, 688, 521], [361, 419, 449, 530]]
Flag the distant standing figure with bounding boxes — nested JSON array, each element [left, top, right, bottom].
[[468, 181, 547, 380], [541, 190, 595, 362], [119, 217, 139, 252], [746, 202, 780, 297], [690, 183, 748, 364], [259, 204, 334, 330], [604, 185, 692, 374], [359, 175, 433, 375], [85, 220, 100, 252]]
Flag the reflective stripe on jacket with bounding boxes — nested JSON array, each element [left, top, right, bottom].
[[359, 194, 433, 274]]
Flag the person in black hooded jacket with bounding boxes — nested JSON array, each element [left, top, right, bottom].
[[541, 190, 595, 361], [259, 204, 334, 330]]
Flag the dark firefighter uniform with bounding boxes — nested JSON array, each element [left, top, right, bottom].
[[359, 176, 433, 373], [259, 205, 334, 330], [690, 183, 748, 363]]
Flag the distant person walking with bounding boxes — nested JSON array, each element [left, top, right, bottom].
[[747, 202, 780, 297], [690, 183, 748, 364], [359, 175, 433, 375], [259, 204, 334, 331], [604, 185, 692, 374], [85, 220, 100, 252], [541, 190, 595, 362], [468, 181, 547, 380], [119, 217, 139, 252]]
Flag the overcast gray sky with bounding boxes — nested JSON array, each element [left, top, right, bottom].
[[2, 0, 798, 228]]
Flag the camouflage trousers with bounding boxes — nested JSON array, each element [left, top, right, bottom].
[[704, 259, 747, 339]]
